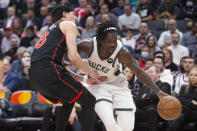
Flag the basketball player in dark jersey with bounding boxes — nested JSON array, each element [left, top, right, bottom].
[[29, 3, 106, 131]]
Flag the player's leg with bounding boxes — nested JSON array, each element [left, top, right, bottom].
[[113, 87, 136, 131], [115, 109, 135, 131], [88, 84, 123, 131], [76, 88, 96, 131], [95, 100, 123, 131], [29, 64, 95, 131], [55, 102, 75, 131]]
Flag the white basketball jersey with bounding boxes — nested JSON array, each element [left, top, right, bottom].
[[87, 37, 127, 85]]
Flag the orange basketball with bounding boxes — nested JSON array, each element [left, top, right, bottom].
[[157, 95, 182, 120]]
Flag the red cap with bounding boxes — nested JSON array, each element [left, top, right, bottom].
[[4, 26, 12, 31]]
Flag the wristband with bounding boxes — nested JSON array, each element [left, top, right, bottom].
[[82, 75, 88, 83], [157, 90, 163, 96]]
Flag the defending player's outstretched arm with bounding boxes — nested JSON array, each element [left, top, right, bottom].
[[118, 47, 167, 98]]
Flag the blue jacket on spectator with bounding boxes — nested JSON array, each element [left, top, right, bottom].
[[3, 72, 21, 93]]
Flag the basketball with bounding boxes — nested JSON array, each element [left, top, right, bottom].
[[157, 95, 182, 120]]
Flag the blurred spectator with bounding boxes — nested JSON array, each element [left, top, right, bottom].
[[135, 66, 171, 131], [144, 58, 153, 70], [153, 51, 165, 58], [0, 0, 10, 20], [179, 0, 197, 21], [181, 20, 197, 59], [138, 45, 150, 68], [1, 26, 20, 54], [21, 0, 40, 18], [162, 48, 178, 72], [136, 0, 153, 21], [104, 0, 118, 11], [167, 33, 189, 65], [158, 19, 183, 48], [20, 26, 37, 47], [153, 56, 174, 87], [96, 0, 118, 12], [95, 0, 105, 14], [26, 36, 39, 55], [101, 13, 111, 22], [145, 35, 161, 59], [118, 3, 141, 32], [78, 3, 95, 28], [41, 0, 53, 9], [166, 67, 197, 131], [11, 17, 23, 37], [23, 8, 42, 30], [19, 60, 32, 90], [156, 0, 181, 20], [10, 49, 30, 79], [39, 6, 49, 27], [128, 0, 142, 12], [3, 6, 16, 28], [75, 0, 87, 22], [0, 57, 20, 93], [121, 28, 136, 50], [4, 37, 18, 62], [134, 22, 151, 58], [113, 0, 125, 17], [40, 14, 53, 36], [173, 56, 195, 96], [95, 3, 118, 25], [81, 16, 96, 39], [124, 66, 136, 89], [149, 0, 161, 11]]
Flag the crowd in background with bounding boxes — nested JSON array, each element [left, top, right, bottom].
[[0, 0, 197, 131]]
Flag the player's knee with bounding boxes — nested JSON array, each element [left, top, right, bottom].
[[120, 122, 134, 131], [105, 120, 119, 130]]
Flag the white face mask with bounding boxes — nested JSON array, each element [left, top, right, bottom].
[[141, 51, 149, 58], [22, 57, 31, 65], [186, 1, 193, 7]]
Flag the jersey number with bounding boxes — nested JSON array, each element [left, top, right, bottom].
[[35, 31, 49, 49]]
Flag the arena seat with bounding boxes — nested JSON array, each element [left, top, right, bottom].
[[0, 90, 54, 130], [176, 20, 189, 33], [0, 90, 11, 99], [147, 20, 166, 32]]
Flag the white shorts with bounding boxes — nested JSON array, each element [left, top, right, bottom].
[[87, 82, 136, 112]]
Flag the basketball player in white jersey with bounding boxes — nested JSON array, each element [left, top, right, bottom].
[[73, 21, 167, 131]]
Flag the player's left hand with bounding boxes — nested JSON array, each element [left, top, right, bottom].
[[158, 92, 168, 100]]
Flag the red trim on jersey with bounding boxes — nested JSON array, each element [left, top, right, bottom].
[[68, 91, 83, 103], [51, 36, 83, 103], [54, 99, 61, 104]]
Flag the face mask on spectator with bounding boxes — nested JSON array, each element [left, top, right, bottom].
[[141, 51, 149, 58], [22, 57, 30, 65], [186, 1, 193, 7]]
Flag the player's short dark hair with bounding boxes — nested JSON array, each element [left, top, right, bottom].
[[96, 21, 119, 42], [51, 3, 74, 22]]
